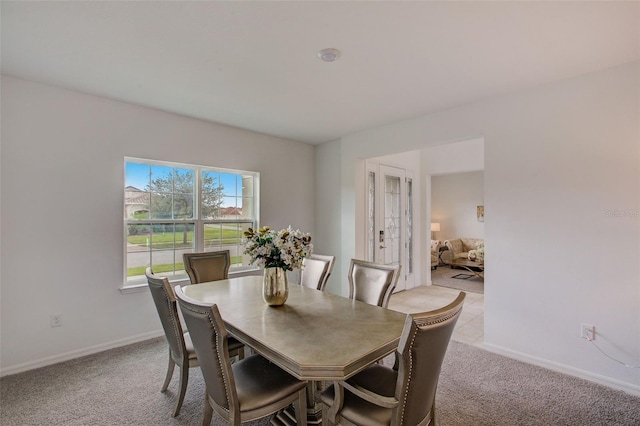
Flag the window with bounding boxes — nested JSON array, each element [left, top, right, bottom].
[[124, 158, 259, 286]]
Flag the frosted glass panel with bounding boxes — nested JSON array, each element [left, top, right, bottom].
[[367, 172, 376, 262], [384, 175, 401, 267], [407, 178, 413, 274]]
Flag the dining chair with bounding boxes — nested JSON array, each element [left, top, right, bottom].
[[182, 250, 247, 359], [183, 250, 231, 284], [300, 254, 336, 291], [320, 291, 466, 426], [174, 286, 308, 426], [145, 268, 244, 417], [347, 259, 401, 308]]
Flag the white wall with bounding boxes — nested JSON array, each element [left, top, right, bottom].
[[0, 75, 315, 374], [314, 139, 343, 294], [317, 63, 640, 394], [432, 171, 484, 241], [422, 137, 485, 176]]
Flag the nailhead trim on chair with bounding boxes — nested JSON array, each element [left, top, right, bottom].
[[206, 309, 232, 414], [399, 326, 418, 425], [164, 287, 185, 360], [399, 302, 464, 425], [180, 302, 232, 413], [414, 304, 463, 328]]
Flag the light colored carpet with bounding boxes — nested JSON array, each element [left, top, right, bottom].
[[432, 264, 484, 294], [2, 337, 639, 425]]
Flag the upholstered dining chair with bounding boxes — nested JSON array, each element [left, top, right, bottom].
[[145, 268, 244, 417], [300, 254, 336, 291], [174, 287, 308, 426], [347, 259, 401, 308], [320, 292, 466, 426], [182, 250, 247, 360], [183, 250, 230, 284], [182, 250, 247, 359]]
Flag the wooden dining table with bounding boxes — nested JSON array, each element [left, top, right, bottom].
[[180, 275, 407, 424]]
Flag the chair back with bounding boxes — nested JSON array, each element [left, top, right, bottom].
[[183, 250, 230, 284], [145, 268, 187, 362], [394, 292, 466, 425], [347, 259, 401, 308], [300, 254, 335, 291], [174, 286, 238, 415]]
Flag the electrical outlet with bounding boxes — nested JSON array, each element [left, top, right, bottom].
[[50, 314, 62, 327], [580, 323, 595, 340]]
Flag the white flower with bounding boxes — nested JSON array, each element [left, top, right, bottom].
[[242, 225, 313, 270]]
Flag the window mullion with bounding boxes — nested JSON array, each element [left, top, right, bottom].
[[195, 168, 204, 252]]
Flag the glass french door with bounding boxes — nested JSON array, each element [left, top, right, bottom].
[[366, 163, 414, 291]]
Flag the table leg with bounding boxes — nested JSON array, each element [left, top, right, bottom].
[[460, 265, 484, 279]]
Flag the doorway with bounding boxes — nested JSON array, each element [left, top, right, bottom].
[[354, 139, 483, 293]]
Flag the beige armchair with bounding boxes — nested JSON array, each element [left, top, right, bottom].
[[430, 240, 441, 270]]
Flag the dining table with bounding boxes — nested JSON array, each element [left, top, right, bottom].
[[180, 274, 407, 425]]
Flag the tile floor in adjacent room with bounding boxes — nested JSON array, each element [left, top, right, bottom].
[[387, 284, 484, 346]]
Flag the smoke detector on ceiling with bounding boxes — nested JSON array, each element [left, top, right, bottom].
[[317, 48, 341, 62]]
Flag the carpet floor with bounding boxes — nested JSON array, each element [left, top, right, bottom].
[[2, 337, 638, 425], [432, 264, 484, 294]]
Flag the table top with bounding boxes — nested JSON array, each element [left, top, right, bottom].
[[181, 275, 407, 381]]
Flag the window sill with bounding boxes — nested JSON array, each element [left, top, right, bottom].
[[119, 284, 150, 294]]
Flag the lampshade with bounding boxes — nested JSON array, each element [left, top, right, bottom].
[[431, 223, 441, 232]]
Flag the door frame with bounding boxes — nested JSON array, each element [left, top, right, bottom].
[[361, 160, 416, 292]]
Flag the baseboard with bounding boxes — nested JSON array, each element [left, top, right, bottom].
[[482, 342, 640, 397], [0, 330, 165, 377]]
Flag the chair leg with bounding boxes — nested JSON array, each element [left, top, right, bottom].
[[325, 383, 343, 425], [321, 405, 332, 426], [294, 388, 307, 426], [237, 345, 245, 360], [202, 395, 213, 426], [161, 351, 175, 392], [431, 400, 438, 426], [171, 363, 189, 417]]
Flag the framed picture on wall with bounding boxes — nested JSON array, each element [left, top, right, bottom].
[[477, 205, 484, 222]]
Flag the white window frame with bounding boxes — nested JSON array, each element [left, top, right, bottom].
[[123, 157, 260, 290]]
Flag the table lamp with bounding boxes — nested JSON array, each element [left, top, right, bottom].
[[431, 222, 440, 239]]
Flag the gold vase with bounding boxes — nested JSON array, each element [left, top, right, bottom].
[[263, 267, 288, 306]]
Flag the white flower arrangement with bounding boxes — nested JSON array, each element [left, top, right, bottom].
[[242, 226, 313, 270]]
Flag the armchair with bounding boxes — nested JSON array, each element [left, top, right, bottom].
[[430, 240, 441, 270]]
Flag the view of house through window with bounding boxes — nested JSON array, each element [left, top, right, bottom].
[[124, 158, 259, 286]]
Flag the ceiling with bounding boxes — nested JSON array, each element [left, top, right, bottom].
[[2, 1, 638, 145]]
